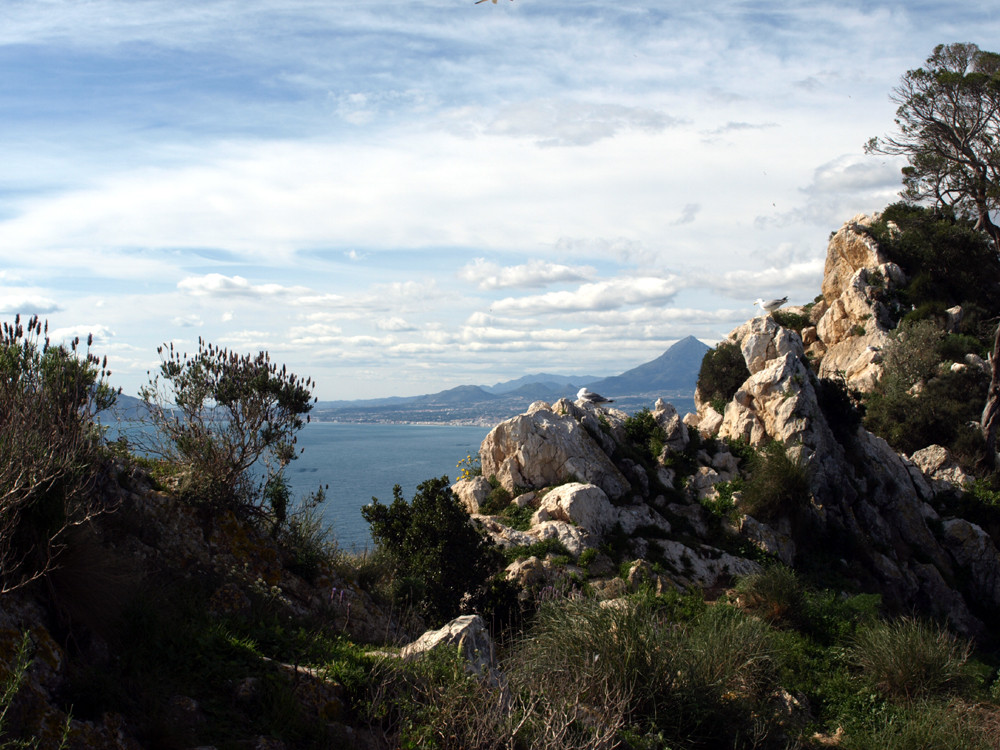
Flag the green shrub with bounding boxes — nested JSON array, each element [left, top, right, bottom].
[[865, 203, 1000, 331], [623, 408, 667, 464], [363, 477, 503, 626], [697, 341, 749, 413], [139, 338, 316, 525], [849, 617, 973, 703], [772, 309, 811, 332], [478, 483, 512, 516], [0, 315, 118, 593], [739, 442, 810, 522]]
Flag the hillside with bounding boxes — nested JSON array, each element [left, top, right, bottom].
[[3, 210, 1000, 749]]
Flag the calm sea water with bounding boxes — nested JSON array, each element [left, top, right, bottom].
[[284, 422, 492, 549]]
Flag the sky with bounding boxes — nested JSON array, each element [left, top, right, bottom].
[[1, 1, 999, 401]]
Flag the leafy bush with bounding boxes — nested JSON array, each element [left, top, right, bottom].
[[739, 442, 810, 522], [697, 341, 750, 414], [840, 700, 998, 750], [0, 315, 118, 593], [772, 309, 811, 332], [363, 476, 503, 625], [623, 408, 667, 464], [864, 203, 1000, 334], [849, 617, 973, 703], [140, 338, 316, 525]]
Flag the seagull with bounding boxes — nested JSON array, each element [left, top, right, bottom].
[[577, 387, 614, 404], [754, 296, 788, 315]]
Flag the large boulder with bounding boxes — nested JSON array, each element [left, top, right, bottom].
[[479, 400, 631, 501], [532, 482, 617, 537], [400, 615, 497, 683]]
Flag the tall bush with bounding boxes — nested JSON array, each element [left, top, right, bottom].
[[140, 339, 315, 524], [0, 316, 117, 593], [363, 476, 502, 626], [697, 341, 750, 414]]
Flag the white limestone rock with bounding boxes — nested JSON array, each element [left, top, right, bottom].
[[479, 401, 631, 500], [451, 476, 492, 515]]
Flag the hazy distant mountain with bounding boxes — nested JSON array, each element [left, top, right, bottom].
[[312, 336, 709, 424], [586, 335, 709, 397], [483, 373, 601, 395]]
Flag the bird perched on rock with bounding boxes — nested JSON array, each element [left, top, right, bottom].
[[754, 296, 788, 316], [577, 387, 613, 404]]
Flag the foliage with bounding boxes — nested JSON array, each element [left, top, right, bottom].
[[771, 308, 811, 333], [478, 480, 512, 516], [849, 617, 973, 703], [866, 43, 1000, 253], [140, 338, 316, 525], [861, 316, 990, 467], [865, 203, 1000, 330], [739, 442, 810, 522], [362, 476, 503, 625], [0, 315, 118, 593], [622, 408, 667, 464], [697, 341, 749, 414]]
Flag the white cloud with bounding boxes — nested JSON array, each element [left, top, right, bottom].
[[493, 276, 683, 316], [178, 274, 310, 298], [376, 317, 415, 332], [458, 258, 594, 290], [0, 293, 62, 315], [172, 314, 204, 327]]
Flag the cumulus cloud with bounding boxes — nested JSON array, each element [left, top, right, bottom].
[[0, 293, 62, 315], [458, 258, 594, 290], [493, 276, 682, 316], [178, 274, 311, 298], [48, 324, 114, 346]]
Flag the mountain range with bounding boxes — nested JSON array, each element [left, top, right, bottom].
[[312, 335, 711, 425]]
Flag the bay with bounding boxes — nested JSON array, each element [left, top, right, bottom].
[[284, 422, 492, 550]]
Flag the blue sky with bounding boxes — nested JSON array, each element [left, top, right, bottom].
[[2, 1, 999, 400]]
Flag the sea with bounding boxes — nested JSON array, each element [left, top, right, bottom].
[[277, 422, 491, 550]]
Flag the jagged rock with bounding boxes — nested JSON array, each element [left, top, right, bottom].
[[941, 519, 1000, 604], [616, 504, 672, 536], [650, 539, 762, 589], [531, 520, 593, 556], [820, 214, 886, 301], [471, 515, 536, 549], [532, 482, 618, 537], [688, 466, 725, 501], [909, 445, 971, 493], [451, 476, 492, 514], [667, 502, 711, 538], [479, 400, 631, 500], [504, 556, 549, 588], [401, 615, 497, 683], [812, 217, 901, 391], [740, 515, 797, 566], [653, 400, 690, 451]]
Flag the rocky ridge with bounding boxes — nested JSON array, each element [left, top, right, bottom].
[[453, 215, 1000, 643]]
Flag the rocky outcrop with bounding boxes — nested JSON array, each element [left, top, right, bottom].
[[809, 215, 902, 391], [479, 400, 631, 501], [688, 310, 996, 637]]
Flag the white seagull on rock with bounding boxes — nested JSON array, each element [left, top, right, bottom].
[[754, 296, 788, 316], [577, 387, 614, 404]]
